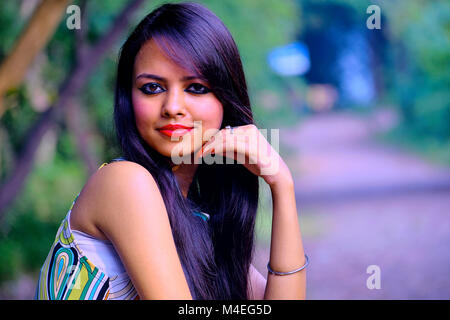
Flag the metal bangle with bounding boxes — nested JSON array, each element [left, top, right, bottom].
[[267, 254, 309, 276]]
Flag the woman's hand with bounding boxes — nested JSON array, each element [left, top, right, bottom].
[[197, 124, 293, 188], [198, 125, 306, 300]]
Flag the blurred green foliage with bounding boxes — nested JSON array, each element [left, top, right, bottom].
[[382, 1, 450, 139], [296, 0, 450, 162], [0, 157, 86, 282]]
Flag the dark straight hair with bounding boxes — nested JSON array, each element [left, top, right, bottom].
[[114, 2, 259, 299]]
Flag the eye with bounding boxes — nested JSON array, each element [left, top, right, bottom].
[[139, 83, 165, 95], [186, 83, 211, 94]]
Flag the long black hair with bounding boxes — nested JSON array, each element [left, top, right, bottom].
[[114, 2, 259, 299]]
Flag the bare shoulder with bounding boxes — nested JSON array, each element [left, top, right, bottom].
[[72, 160, 191, 298], [70, 160, 162, 240], [89, 161, 191, 298], [87, 160, 163, 225], [93, 160, 156, 188]]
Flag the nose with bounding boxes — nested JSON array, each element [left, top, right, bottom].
[[161, 88, 186, 118]]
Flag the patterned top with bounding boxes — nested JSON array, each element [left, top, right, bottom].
[[35, 158, 209, 300]]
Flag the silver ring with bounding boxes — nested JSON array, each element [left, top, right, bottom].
[[225, 125, 234, 134]]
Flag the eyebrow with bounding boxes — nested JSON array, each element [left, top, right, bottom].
[[135, 73, 200, 82]]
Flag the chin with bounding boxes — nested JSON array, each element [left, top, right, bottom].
[[155, 146, 193, 160], [145, 135, 198, 161]]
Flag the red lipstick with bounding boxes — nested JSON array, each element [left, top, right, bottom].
[[157, 124, 194, 138]]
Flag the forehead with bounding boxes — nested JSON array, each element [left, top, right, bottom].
[[133, 39, 191, 77]]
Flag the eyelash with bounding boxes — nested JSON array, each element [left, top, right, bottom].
[[138, 83, 211, 95]]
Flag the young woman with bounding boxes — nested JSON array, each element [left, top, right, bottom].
[[35, 2, 307, 300]]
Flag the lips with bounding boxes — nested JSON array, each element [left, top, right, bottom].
[[157, 124, 194, 138]]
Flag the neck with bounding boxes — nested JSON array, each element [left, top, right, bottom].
[[172, 162, 199, 198]]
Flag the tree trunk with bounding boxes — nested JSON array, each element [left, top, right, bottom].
[[65, 99, 101, 176], [0, 0, 70, 116], [0, 0, 146, 219]]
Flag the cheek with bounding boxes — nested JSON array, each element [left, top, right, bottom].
[[132, 91, 156, 128], [193, 99, 223, 128]]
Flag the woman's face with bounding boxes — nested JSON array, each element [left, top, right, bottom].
[[132, 39, 224, 161]]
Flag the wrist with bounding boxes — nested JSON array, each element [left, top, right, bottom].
[[262, 158, 294, 189], [267, 171, 294, 191]]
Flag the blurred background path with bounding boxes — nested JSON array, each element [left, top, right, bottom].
[[256, 110, 450, 299]]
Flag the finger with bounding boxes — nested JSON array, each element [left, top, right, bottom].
[[200, 125, 255, 158], [202, 137, 250, 164], [219, 134, 276, 167]]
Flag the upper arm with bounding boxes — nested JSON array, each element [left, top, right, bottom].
[[248, 264, 267, 300], [91, 161, 192, 299]]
